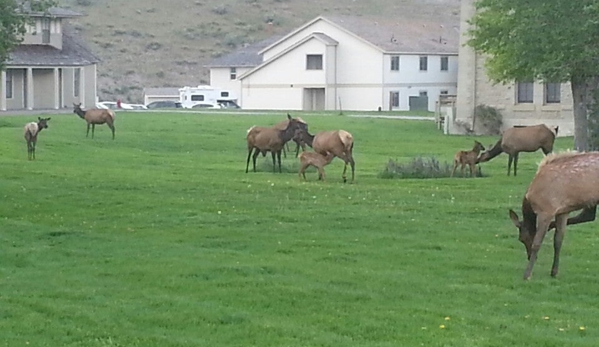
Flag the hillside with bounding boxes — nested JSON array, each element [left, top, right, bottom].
[[60, 0, 461, 103]]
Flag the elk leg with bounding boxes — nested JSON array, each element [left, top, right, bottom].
[[523, 214, 552, 280], [108, 123, 115, 140], [551, 214, 568, 277], [507, 155, 513, 176], [276, 150, 282, 173], [451, 161, 458, 177], [298, 162, 308, 181], [469, 163, 475, 177], [86, 123, 91, 137], [349, 156, 355, 183], [91, 124, 95, 139], [270, 152, 276, 172], [31, 140, 36, 160], [252, 149, 260, 172], [318, 166, 326, 182], [549, 206, 597, 230], [245, 148, 254, 173], [513, 153, 520, 176]]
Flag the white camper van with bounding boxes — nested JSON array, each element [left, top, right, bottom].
[[178, 85, 239, 109]]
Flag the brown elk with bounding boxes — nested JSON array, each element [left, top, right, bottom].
[[24, 117, 51, 160], [298, 151, 335, 182], [245, 114, 304, 173], [451, 140, 485, 177], [509, 151, 599, 279], [73, 103, 116, 139], [296, 128, 355, 183], [477, 124, 558, 176], [274, 116, 308, 158]]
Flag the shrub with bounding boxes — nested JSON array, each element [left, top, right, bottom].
[[474, 104, 503, 135], [379, 156, 483, 179]]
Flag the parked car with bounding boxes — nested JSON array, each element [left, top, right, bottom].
[[96, 101, 135, 110], [191, 103, 221, 109], [128, 104, 148, 110], [146, 100, 182, 109]]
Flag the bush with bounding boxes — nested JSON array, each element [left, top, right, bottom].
[[474, 105, 503, 135], [379, 156, 483, 179]]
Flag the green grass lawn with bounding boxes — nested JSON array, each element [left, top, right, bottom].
[[1, 112, 597, 346]]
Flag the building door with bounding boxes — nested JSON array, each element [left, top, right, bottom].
[[303, 88, 325, 111], [409, 94, 429, 111], [389, 91, 400, 110]]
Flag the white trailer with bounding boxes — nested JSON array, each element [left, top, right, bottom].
[[178, 85, 238, 109]]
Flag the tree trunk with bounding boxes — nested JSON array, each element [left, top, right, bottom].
[[570, 76, 599, 151]]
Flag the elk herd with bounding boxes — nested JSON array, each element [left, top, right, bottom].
[[19, 107, 594, 280]]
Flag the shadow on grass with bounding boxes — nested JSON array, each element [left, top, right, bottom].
[[379, 156, 484, 179]]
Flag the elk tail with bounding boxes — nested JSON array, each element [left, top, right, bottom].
[[477, 138, 503, 163]]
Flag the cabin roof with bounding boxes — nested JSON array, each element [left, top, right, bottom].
[[204, 35, 284, 68], [7, 27, 100, 66]]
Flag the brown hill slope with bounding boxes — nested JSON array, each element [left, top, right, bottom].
[[61, 0, 460, 103]]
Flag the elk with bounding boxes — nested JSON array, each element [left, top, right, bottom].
[[73, 103, 116, 139], [274, 116, 308, 158], [296, 128, 355, 183], [298, 151, 335, 182], [245, 114, 304, 173], [477, 124, 558, 176], [451, 140, 485, 177], [509, 151, 599, 279], [24, 117, 51, 160]]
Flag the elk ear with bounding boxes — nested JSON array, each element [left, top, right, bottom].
[[38, 117, 41, 121], [46, 117, 51, 121], [287, 113, 292, 120], [509, 209, 521, 228]]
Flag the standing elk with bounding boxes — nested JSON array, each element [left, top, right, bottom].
[[451, 140, 485, 177], [509, 151, 599, 279], [273, 116, 308, 158], [73, 103, 116, 139], [298, 151, 335, 182], [24, 117, 51, 160], [477, 124, 558, 176], [245, 114, 304, 173], [296, 128, 355, 183]]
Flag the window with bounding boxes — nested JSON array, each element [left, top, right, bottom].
[[419, 91, 428, 97], [220, 91, 229, 97], [41, 17, 50, 44], [391, 91, 399, 107], [419, 56, 428, 71], [306, 54, 323, 70], [5, 70, 13, 99], [191, 94, 205, 101], [230, 67, 237, 80], [391, 56, 400, 71], [517, 82, 534, 103], [545, 83, 561, 103], [73, 69, 80, 98], [440, 90, 449, 95], [440, 56, 449, 71]]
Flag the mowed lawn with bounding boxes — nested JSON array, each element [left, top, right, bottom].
[[1, 112, 598, 347]]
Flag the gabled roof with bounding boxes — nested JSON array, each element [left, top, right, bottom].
[[261, 15, 459, 56], [7, 26, 100, 66], [205, 35, 283, 68], [25, 7, 82, 18], [238, 32, 338, 80]]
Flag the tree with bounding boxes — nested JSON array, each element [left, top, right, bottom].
[[467, 0, 599, 151], [0, 0, 56, 71]]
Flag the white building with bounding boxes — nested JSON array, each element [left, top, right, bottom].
[[206, 15, 460, 112]]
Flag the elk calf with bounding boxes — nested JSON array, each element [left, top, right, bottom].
[[24, 117, 50, 160], [451, 140, 485, 177], [298, 151, 335, 182]]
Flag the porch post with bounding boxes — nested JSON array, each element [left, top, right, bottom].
[[53, 67, 60, 109], [0, 70, 6, 111], [26, 67, 33, 110], [79, 67, 85, 108]]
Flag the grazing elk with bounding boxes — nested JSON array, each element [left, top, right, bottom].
[[298, 151, 335, 182], [245, 114, 304, 173], [509, 151, 599, 279], [296, 128, 355, 183], [477, 124, 558, 176], [24, 117, 51, 160], [73, 103, 116, 139], [451, 140, 485, 177]]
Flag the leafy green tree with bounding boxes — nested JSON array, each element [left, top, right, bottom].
[[467, 0, 599, 151], [0, 0, 56, 71]]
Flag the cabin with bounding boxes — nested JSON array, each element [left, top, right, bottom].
[[0, 7, 99, 111]]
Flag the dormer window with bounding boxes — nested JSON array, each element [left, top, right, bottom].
[[41, 17, 50, 44]]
